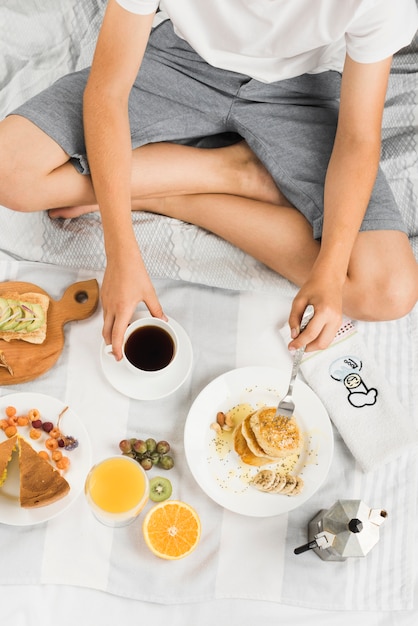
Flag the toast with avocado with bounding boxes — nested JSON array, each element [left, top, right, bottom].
[[0, 291, 49, 344]]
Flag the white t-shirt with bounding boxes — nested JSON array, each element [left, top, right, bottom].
[[115, 0, 418, 83]]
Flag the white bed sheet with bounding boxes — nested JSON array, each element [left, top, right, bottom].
[[1, 0, 418, 273], [0, 261, 417, 625], [2, 577, 418, 626]]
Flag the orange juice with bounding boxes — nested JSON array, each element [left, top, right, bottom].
[[85, 456, 149, 526]]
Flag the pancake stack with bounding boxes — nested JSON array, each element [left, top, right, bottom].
[[233, 406, 303, 466]]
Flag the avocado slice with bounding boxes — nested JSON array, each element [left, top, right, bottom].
[[12, 301, 36, 332], [0, 304, 22, 331], [23, 303, 45, 332], [0, 298, 12, 328]]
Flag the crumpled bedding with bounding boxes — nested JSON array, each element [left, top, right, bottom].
[[0, 0, 417, 293]]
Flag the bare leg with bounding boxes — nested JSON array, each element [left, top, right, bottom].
[[2, 116, 416, 321], [135, 195, 315, 285], [0, 116, 283, 214], [137, 193, 418, 321]]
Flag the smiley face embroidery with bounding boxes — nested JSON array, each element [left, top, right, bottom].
[[329, 356, 378, 408]]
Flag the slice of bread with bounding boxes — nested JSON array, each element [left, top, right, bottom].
[[0, 291, 49, 344], [249, 407, 303, 459], [18, 437, 70, 508], [0, 434, 18, 487]]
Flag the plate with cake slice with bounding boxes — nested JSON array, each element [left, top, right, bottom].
[[0, 392, 91, 525], [184, 366, 334, 517]]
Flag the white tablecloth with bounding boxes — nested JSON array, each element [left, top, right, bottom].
[[1, 259, 417, 625]]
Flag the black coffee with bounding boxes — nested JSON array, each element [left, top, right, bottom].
[[124, 325, 175, 371]]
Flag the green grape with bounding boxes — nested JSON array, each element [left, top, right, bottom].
[[159, 455, 174, 470], [133, 439, 147, 455], [145, 438, 157, 453], [140, 457, 153, 471], [150, 452, 161, 465], [156, 440, 170, 455], [119, 439, 132, 454]]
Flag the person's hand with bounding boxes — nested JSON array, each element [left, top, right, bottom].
[[100, 249, 166, 360], [287, 272, 343, 352]]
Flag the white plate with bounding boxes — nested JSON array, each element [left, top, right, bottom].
[[0, 392, 91, 526], [100, 316, 193, 400], [184, 366, 333, 517]]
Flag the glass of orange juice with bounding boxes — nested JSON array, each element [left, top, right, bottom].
[[84, 456, 149, 527]]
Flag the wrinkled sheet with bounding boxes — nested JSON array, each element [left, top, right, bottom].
[[0, 0, 417, 286]]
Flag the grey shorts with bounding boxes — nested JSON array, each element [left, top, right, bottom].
[[12, 19, 406, 238]]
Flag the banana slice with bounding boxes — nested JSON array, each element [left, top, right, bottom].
[[291, 476, 304, 496], [270, 473, 287, 493], [280, 475, 298, 494], [250, 469, 275, 491], [251, 469, 304, 496]]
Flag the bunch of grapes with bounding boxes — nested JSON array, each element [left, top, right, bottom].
[[119, 437, 174, 470]]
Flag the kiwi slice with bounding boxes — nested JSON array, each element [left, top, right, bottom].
[[149, 476, 172, 502]]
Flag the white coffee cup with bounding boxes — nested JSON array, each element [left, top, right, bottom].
[[105, 317, 178, 377]]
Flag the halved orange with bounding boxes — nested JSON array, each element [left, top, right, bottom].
[[142, 500, 201, 560]]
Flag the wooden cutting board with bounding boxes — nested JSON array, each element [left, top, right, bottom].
[[0, 279, 99, 385]]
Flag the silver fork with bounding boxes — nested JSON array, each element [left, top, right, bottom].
[[275, 305, 314, 419]]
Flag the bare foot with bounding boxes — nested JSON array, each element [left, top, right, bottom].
[[48, 204, 99, 219]]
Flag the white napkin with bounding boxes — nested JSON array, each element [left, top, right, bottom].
[[280, 318, 418, 472]]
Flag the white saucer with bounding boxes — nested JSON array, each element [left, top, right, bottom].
[[100, 316, 193, 400]]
